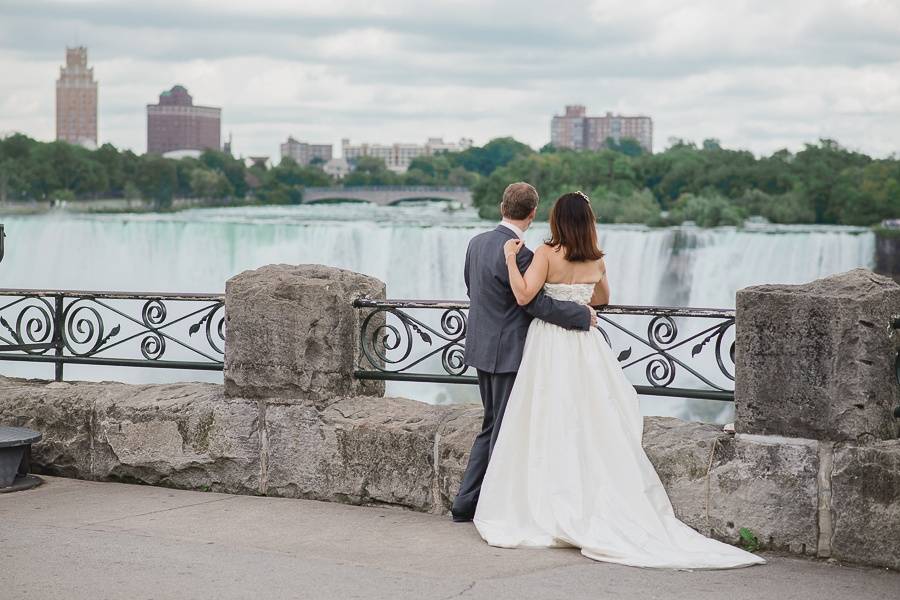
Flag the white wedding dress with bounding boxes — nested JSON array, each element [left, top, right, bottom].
[[473, 283, 765, 570]]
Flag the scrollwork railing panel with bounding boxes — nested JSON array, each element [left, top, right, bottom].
[[0, 289, 226, 380], [354, 298, 736, 401]]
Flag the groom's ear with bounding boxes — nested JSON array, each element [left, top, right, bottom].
[[529, 207, 538, 220]]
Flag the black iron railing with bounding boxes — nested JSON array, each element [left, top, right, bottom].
[[894, 316, 900, 419], [0, 289, 225, 381], [354, 298, 736, 402]]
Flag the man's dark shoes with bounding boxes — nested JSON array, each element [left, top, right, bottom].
[[451, 512, 474, 523]]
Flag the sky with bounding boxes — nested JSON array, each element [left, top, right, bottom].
[[1, 0, 899, 159]]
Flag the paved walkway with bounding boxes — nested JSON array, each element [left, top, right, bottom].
[[1, 477, 897, 600]]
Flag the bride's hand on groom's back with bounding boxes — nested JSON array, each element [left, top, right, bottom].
[[503, 239, 524, 259]]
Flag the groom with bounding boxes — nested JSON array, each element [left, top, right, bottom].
[[451, 182, 596, 522]]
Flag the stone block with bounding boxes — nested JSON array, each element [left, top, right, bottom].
[[706, 433, 820, 554], [831, 440, 900, 570], [264, 396, 444, 510], [643, 419, 819, 553], [735, 268, 900, 442], [224, 264, 386, 403], [0, 376, 96, 478], [91, 382, 261, 495], [642, 417, 727, 531], [435, 406, 482, 512]]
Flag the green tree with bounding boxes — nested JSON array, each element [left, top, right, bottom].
[[31, 141, 108, 198], [832, 161, 900, 225], [94, 143, 127, 195], [668, 193, 745, 227], [135, 154, 177, 208], [592, 188, 661, 224], [255, 158, 332, 204], [344, 156, 401, 186], [451, 137, 534, 176], [605, 137, 645, 157], [200, 149, 249, 198], [793, 139, 871, 223], [190, 168, 234, 199]]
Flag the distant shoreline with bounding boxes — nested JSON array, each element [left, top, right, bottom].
[[0, 197, 245, 216], [0, 200, 878, 236]]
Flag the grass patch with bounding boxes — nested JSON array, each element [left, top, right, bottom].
[[738, 527, 760, 552]]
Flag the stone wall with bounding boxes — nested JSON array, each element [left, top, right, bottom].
[[1, 264, 898, 570]]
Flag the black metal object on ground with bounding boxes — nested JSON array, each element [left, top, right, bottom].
[[0, 426, 42, 492]]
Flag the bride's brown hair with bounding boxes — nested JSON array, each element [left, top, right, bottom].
[[546, 191, 605, 261]]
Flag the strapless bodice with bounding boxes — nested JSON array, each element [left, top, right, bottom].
[[543, 282, 594, 304]]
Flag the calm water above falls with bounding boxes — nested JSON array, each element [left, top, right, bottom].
[[1, 203, 875, 420]]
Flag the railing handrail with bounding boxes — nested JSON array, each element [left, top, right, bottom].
[[353, 297, 735, 318], [305, 186, 470, 192], [0, 288, 224, 301]]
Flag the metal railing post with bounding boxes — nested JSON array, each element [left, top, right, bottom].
[[893, 316, 900, 419], [53, 294, 64, 381]]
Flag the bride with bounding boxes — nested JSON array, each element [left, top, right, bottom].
[[473, 191, 765, 570]]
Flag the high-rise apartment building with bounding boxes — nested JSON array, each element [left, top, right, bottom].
[[280, 137, 333, 165], [56, 46, 98, 148], [551, 105, 653, 153], [341, 137, 473, 173], [147, 85, 221, 154]]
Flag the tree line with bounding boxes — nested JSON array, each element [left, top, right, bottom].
[[0, 133, 896, 227], [472, 138, 898, 227]]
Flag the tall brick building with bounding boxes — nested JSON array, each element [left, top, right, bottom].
[[146, 85, 221, 154], [551, 105, 653, 153], [56, 46, 98, 148]]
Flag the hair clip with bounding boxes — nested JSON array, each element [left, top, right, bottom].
[[575, 190, 590, 204]]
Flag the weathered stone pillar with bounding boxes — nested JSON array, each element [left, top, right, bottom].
[[735, 268, 900, 442], [224, 264, 385, 402], [734, 268, 900, 569]]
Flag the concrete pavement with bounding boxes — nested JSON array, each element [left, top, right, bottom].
[[1, 477, 897, 600]]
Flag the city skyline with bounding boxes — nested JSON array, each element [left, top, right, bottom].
[[2, 1, 899, 159]]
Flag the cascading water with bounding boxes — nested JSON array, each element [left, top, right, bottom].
[[0, 203, 875, 421]]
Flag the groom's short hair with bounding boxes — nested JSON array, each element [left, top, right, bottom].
[[501, 182, 539, 220]]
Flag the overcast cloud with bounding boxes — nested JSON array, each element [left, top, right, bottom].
[[1, 0, 899, 158]]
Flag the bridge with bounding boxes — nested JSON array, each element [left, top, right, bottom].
[[303, 186, 472, 207]]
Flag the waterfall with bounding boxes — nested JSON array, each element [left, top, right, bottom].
[[0, 204, 875, 420]]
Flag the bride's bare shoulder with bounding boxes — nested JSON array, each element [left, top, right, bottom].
[[537, 243, 564, 257], [534, 243, 556, 257]]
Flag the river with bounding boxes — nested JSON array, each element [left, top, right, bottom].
[[0, 202, 876, 422]]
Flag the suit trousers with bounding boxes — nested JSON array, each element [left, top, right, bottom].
[[451, 369, 517, 520]]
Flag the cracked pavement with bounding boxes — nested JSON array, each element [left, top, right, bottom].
[[1, 476, 897, 600]]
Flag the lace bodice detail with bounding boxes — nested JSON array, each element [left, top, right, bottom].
[[543, 282, 595, 305]]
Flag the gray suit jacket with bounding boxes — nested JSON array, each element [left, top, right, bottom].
[[463, 225, 592, 374]]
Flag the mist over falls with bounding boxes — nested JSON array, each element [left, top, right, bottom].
[[0, 203, 876, 420]]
